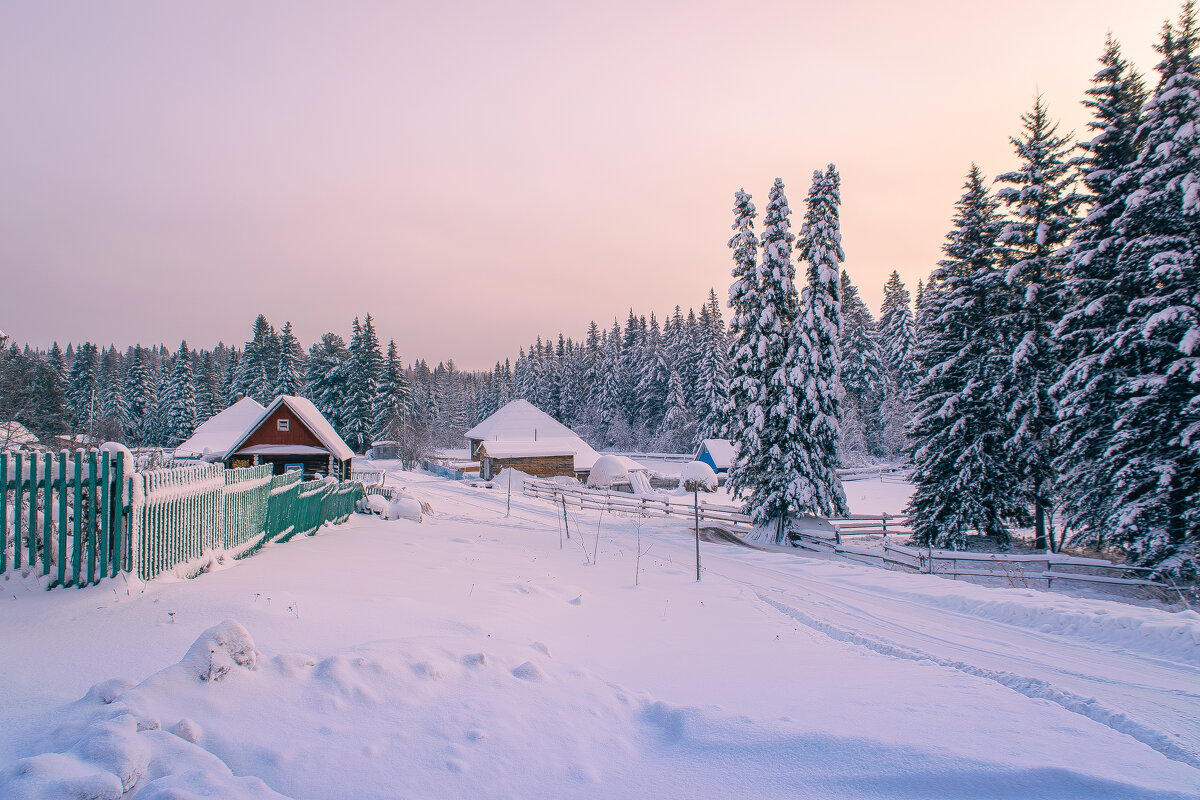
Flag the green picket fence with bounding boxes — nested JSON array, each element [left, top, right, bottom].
[[2, 450, 364, 587], [0, 449, 133, 588]]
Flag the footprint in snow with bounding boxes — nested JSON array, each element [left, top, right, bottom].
[[568, 595, 583, 606], [530, 641, 552, 657]]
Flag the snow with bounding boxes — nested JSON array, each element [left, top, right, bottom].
[[464, 399, 625, 473], [0, 421, 39, 447], [173, 398, 265, 460], [586, 455, 629, 489], [1, 466, 1198, 798], [679, 460, 717, 491]]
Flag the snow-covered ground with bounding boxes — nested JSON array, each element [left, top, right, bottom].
[[1, 465, 1198, 799]]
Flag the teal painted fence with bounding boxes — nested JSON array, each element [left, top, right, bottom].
[[2, 450, 364, 587], [0, 449, 132, 588]]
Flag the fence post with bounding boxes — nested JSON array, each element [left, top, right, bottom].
[[0, 453, 7, 574], [72, 451, 82, 587], [57, 452, 67, 587], [12, 454, 22, 570], [27, 452, 38, 570], [87, 452, 98, 585], [99, 451, 110, 579], [42, 452, 52, 577]]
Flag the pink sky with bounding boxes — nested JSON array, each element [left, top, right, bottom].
[[0, 1, 1177, 369]]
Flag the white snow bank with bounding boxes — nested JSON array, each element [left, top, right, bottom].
[[8, 618, 1192, 800], [360, 493, 422, 522]]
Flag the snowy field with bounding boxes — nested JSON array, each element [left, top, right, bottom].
[[2, 466, 1199, 799]]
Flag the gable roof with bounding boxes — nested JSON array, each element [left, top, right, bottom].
[[226, 395, 355, 462], [697, 438, 736, 469], [175, 395, 354, 463], [465, 400, 614, 471], [465, 399, 580, 442]]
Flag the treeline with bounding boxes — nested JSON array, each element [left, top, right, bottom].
[[0, 317, 501, 455], [906, 5, 1200, 577]]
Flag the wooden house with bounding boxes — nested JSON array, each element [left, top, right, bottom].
[[175, 395, 354, 480], [465, 399, 610, 481]]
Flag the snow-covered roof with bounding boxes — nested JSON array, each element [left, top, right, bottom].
[[697, 438, 736, 469], [466, 400, 615, 472], [465, 400, 581, 442], [174, 398, 266, 460], [0, 421, 39, 447], [228, 396, 355, 462], [177, 395, 354, 463]]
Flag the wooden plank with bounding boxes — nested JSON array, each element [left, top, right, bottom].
[[0, 452, 7, 574], [87, 451, 97, 585], [99, 451, 110, 579], [57, 452, 67, 587], [12, 455, 22, 570], [72, 451, 82, 587], [42, 452, 52, 577], [27, 452, 38, 569], [112, 453, 123, 575]]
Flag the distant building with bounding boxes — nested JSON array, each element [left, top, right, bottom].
[[0, 421, 39, 451], [175, 395, 354, 480], [465, 399, 643, 481], [695, 438, 735, 475]]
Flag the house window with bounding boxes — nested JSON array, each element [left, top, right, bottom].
[[277, 418, 290, 432], [284, 463, 303, 474]]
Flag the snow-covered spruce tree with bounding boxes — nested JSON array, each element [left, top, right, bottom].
[[373, 339, 413, 442], [599, 320, 626, 446], [839, 270, 885, 459], [306, 333, 350, 437], [96, 347, 128, 441], [878, 271, 920, 395], [1091, 7, 1200, 576], [658, 369, 695, 452], [1052, 34, 1146, 546], [734, 178, 808, 538], [907, 166, 1026, 549], [791, 166, 850, 518], [274, 321, 305, 397], [696, 289, 731, 442], [162, 341, 197, 446], [239, 315, 279, 405], [343, 315, 384, 453], [67, 342, 99, 433], [121, 346, 154, 448], [723, 189, 762, 504], [994, 96, 1083, 550], [636, 314, 670, 432]]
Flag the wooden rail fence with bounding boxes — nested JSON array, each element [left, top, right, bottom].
[[3, 450, 363, 588], [522, 478, 753, 528]]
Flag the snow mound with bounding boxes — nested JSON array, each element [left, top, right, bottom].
[[587, 455, 628, 489], [181, 620, 259, 683], [360, 493, 422, 522], [680, 461, 717, 492]]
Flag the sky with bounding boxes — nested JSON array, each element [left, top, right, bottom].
[[0, 1, 1181, 369]]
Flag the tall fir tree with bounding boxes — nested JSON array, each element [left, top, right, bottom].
[[791, 166, 850, 517], [838, 270, 885, 458], [162, 341, 197, 445], [274, 321, 305, 397], [723, 189, 761, 500], [1053, 34, 1147, 546], [994, 96, 1083, 549], [67, 342, 99, 434], [907, 166, 1026, 549], [1090, 5, 1200, 575]]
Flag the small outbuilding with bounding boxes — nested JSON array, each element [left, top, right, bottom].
[[465, 399, 641, 481], [695, 438, 736, 475], [175, 395, 354, 480]]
